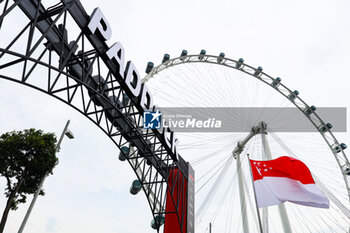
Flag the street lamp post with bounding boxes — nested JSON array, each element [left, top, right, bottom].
[[18, 120, 74, 233]]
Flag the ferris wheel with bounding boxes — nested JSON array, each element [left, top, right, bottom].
[[142, 51, 350, 233]]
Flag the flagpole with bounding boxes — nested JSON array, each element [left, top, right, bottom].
[[247, 154, 264, 233]]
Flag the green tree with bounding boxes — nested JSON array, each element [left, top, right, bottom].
[[0, 129, 57, 233]]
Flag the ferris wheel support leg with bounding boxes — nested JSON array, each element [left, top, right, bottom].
[[278, 204, 292, 233], [233, 124, 263, 233], [260, 122, 292, 233], [261, 122, 270, 233], [236, 152, 250, 233]]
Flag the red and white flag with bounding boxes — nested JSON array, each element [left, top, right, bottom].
[[250, 156, 329, 209]]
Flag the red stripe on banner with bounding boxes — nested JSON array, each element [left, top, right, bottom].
[[250, 156, 315, 184], [164, 167, 187, 233]]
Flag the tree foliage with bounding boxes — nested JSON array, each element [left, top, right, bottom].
[[0, 128, 57, 232]]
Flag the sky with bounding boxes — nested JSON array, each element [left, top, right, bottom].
[[1, 0, 350, 232]]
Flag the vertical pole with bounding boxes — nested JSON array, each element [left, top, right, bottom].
[[233, 127, 259, 233], [209, 222, 212, 233], [247, 154, 263, 233], [277, 205, 292, 233], [260, 122, 292, 233], [261, 123, 270, 233], [18, 120, 70, 233], [232, 124, 263, 233], [236, 152, 250, 233], [56, 120, 71, 152]]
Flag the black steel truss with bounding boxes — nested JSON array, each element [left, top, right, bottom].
[[0, 0, 192, 232]]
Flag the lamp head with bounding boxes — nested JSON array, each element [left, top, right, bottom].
[[65, 129, 74, 139]]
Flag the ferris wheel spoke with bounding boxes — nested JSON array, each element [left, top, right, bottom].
[[195, 157, 233, 225]]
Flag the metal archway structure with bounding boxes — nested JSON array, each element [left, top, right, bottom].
[[0, 1, 193, 233]]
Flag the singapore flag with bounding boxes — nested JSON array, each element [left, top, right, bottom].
[[250, 156, 329, 209]]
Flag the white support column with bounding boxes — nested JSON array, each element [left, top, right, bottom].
[[277, 204, 292, 233], [260, 122, 292, 233], [236, 152, 250, 233], [261, 122, 270, 233], [233, 126, 260, 233]]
